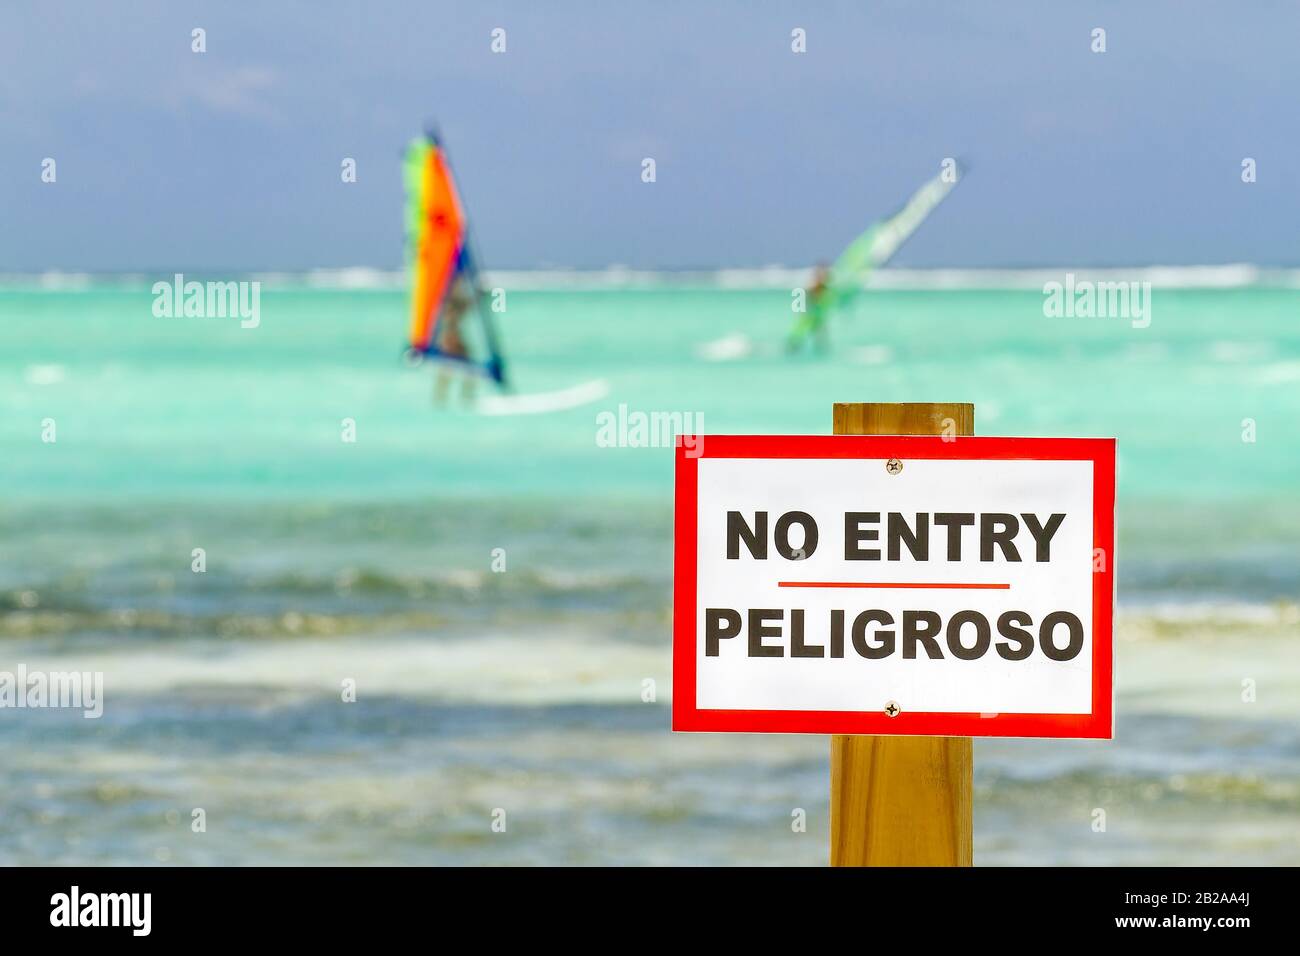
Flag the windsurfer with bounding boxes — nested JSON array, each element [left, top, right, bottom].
[[786, 262, 832, 353], [405, 132, 509, 396], [780, 164, 965, 359], [434, 277, 477, 404]]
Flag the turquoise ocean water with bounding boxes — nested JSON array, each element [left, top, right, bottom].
[[1, 277, 1297, 864]]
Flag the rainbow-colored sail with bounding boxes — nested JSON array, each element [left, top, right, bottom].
[[404, 133, 506, 385]]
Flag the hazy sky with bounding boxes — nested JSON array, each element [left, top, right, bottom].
[[3, 1, 1297, 271]]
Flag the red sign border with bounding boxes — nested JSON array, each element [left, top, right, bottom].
[[672, 435, 1116, 739]]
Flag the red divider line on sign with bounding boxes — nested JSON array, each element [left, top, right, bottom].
[[777, 581, 1011, 590]]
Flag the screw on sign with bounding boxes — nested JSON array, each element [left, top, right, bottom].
[[671, 403, 1116, 866]]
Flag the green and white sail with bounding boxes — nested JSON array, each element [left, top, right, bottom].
[[824, 163, 964, 311]]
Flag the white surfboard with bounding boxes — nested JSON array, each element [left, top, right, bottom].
[[477, 378, 611, 416]]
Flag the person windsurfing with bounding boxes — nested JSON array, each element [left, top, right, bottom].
[[404, 129, 508, 402], [786, 162, 964, 353], [433, 276, 477, 404], [787, 262, 832, 353]]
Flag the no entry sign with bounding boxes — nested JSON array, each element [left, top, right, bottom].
[[672, 435, 1115, 739]]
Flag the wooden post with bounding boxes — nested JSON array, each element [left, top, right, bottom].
[[830, 402, 974, 867]]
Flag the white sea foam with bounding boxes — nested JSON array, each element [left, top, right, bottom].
[[3, 263, 1296, 291], [23, 364, 66, 386], [848, 344, 893, 365], [0, 271, 95, 290], [13, 633, 669, 706], [1122, 599, 1298, 622], [303, 267, 404, 290], [695, 333, 755, 361], [1257, 360, 1300, 384], [7, 603, 1294, 709], [1207, 340, 1275, 363], [482, 263, 1283, 290]]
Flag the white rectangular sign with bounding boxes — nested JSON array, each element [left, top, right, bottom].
[[673, 436, 1115, 738]]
